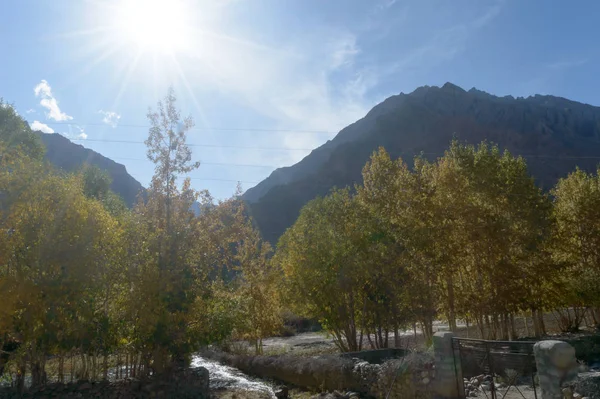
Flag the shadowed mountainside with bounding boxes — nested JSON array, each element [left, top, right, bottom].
[[245, 83, 600, 244], [36, 132, 144, 207]]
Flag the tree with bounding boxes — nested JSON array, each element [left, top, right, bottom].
[[134, 88, 201, 373], [81, 165, 128, 216], [359, 148, 442, 343], [0, 161, 122, 388], [357, 142, 552, 341], [442, 141, 552, 339], [235, 221, 281, 354], [551, 168, 600, 329], [276, 189, 367, 351], [0, 99, 44, 160]]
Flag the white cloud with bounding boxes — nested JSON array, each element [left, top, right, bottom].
[[98, 110, 121, 127], [76, 126, 88, 139], [26, 108, 36, 114], [31, 120, 55, 134], [69, 125, 88, 140], [33, 80, 73, 121]]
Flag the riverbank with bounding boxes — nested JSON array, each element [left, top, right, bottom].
[[200, 348, 435, 398]]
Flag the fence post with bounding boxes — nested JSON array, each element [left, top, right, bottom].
[[433, 332, 464, 398], [533, 340, 578, 399]]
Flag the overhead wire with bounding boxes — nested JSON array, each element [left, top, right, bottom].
[[42, 121, 337, 134], [55, 132, 600, 186]]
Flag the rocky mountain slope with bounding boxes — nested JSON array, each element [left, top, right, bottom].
[[245, 82, 600, 244], [36, 132, 144, 207]]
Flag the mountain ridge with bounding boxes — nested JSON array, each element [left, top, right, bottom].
[[36, 132, 144, 207], [245, 82, 600, 244]]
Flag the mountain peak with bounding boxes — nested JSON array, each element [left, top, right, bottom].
[[441, 82, 467, 93], [245, 86, 600, 244]]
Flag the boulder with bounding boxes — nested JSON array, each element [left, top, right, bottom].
[[575, 371, 600, 399]]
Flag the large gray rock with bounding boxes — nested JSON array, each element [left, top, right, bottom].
[[575, 371, 600, 399], [534, 340, 578, 399]]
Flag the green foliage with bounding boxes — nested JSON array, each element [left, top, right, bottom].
[[550, 168, 600, 329], [275, 188, 409, 351], [81, 164, 128, 216], [0, 99, 44, 160], [277, 139, 565, 346], [0, 91, 275, 386]]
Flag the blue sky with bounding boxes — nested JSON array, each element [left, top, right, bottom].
[[1, 0, 599, 199]]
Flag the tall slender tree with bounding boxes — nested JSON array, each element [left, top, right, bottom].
[[140, 88, 201, 373]]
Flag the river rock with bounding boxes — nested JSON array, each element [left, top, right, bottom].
[[274, 386, 289, 399], [574, 371, 600, 399]]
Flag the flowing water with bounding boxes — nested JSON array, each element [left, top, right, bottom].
[[191, 356, 276, 398]]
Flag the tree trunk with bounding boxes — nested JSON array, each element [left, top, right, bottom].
[[16, 359, 26, 393], [58, 354, 64, 383], [523, 313, 530, 337], [384, 328, 389, 348], [422, 316, 434, 346], [103, 353, 108, 381], [31, 361, 41, 387], [475, 313, 485, 339], [538, 310, 546, 336], [358, 330, 363, 351], [532, 309, 541, 337], [498, 314, 506, 340], [81, 353, 87, 380], [366, 329, 375, 350], [446, 273, 457, 331], [510, 313, 517, 340]]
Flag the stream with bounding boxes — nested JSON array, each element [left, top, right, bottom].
[[191, 356, 276, 398]]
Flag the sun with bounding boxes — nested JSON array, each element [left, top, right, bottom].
[[116, 0, 191, 53]]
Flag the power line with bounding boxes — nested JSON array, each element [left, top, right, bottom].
[[43, 121, 336, 134], [188, 177, 259, 184], [71, 137, 313, 151], [112, 157, 277, 168], [75, 138, 600, 160]]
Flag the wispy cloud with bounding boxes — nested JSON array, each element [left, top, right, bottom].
[[34, 80, 73, 121], [186, 28, 379, 167], [66, 124, 88, 140], [31, 120, 55, 134], [547, 59, 588, 70], [98, 109, 121, 127], [328, 35, 360, 70], [472, 1, 504, 28], [178, 0, 504, 172], [26, 108, 36, 114], [377, 0, 398, 11], [75, 126, 87, 140]]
